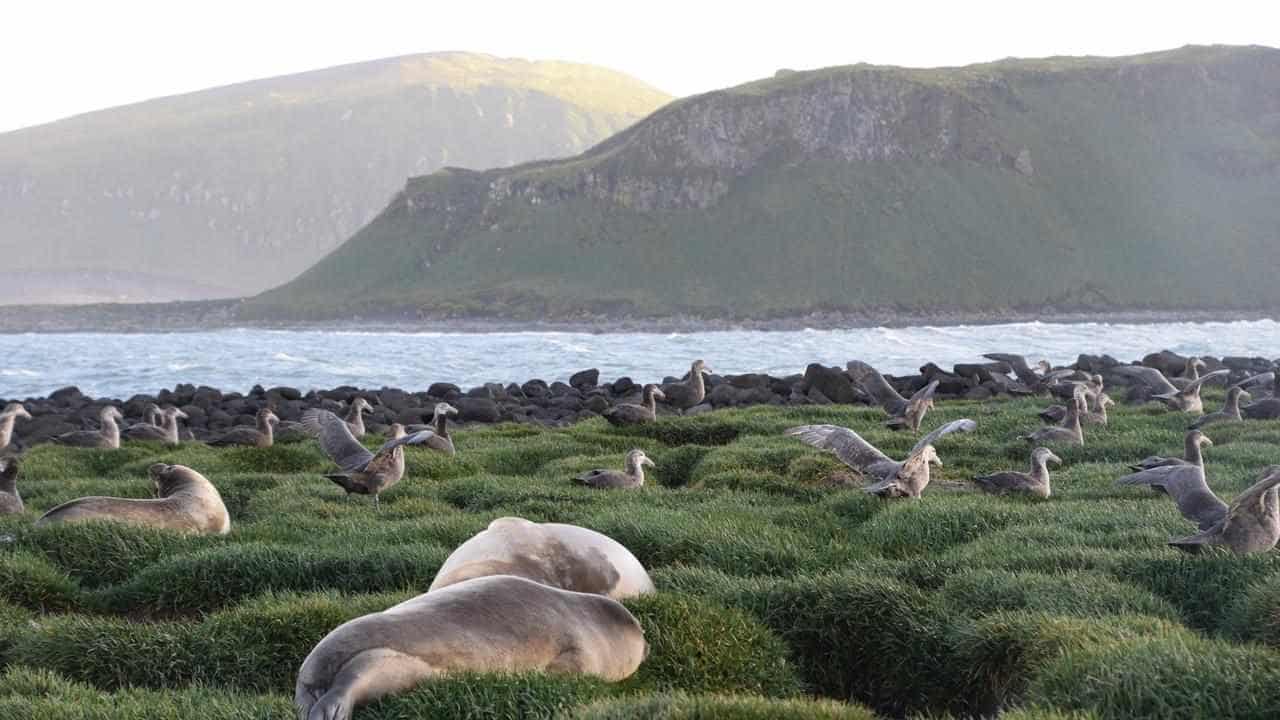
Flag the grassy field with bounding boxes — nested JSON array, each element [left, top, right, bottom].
[[1, 390, 1279, 718]]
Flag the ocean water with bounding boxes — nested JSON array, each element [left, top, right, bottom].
[[0, 320, 1276, 399]]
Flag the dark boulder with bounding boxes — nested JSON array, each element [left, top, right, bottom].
[[455, 397, 500, 423], [49, 386, 84, 405], [611, 377, 635, 395], [569, 368, 600, 390], [802, 364, 859, 404], [428, 383, 461, 398], [521, 380, 549, 398]]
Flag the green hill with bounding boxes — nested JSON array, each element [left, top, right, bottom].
[[0, 53, 670, 303], [251, 45, 1280, 321]]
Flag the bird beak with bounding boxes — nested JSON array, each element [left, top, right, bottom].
[[1049, 453, 1063, 465], [1203, 437, 1214, 446]]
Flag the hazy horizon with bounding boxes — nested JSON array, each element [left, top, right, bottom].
[[5, 0, 1279, 132]]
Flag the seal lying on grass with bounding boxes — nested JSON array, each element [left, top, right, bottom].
[[35, 463, 230, 534], [294, 575, 647, 720], [429, 516, 655, 600]]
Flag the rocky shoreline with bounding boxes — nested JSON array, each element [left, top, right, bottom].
[[2, 349, 1275, 449], [0, 299, 1275, 334]]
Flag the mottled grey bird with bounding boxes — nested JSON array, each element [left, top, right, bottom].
[[847, 360, 939, 431], [785, 418, 977, 498], [302, 410, 433, 507], [423, 402, 459, 455], [52, 406, 124, 449], [344, 397, 374, 438], [0, 402, 31, 450], [1116, 461, 1227, 531], [124, 406, 188, 445], [1190, 386, 1250, 430], [1113, 366, 1229, 414], [1129, 429, 1213, 473], [1023, 391, 1085, 446], [1169, 466, 1280, 555]]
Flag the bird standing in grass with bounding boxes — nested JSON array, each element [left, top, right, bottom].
[[301, 410, 434, 507], [423, 402, 459, 455], [785, 418, 977, 498], [573, 449, 654, 489], [1168, 466, 1280, 555], [847, 360, 939, 432]]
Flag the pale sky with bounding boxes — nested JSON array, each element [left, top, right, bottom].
[[4, 0, 1278, 133]]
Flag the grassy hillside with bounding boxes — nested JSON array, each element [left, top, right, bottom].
[[252, 45, 1280, 321], [2, 391, 1280, 718], [0, 53, 671, 303]]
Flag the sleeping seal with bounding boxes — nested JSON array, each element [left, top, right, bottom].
[[35, 463, 230, 535], [429, 516, 655, 600], [294, 575, 647, 720]]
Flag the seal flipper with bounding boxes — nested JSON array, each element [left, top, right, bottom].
[[299, 687, 351, 720]]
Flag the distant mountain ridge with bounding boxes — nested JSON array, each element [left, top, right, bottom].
[[0, 52, 671, 303], [251, 45, 1280, 321]]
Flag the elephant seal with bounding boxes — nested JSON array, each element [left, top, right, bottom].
[[294, 575, 647, 720], [429, 516, 655, 600], [35, 463, 230, 535]]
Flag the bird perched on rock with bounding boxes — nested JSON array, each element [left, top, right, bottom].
[[1112, 366, 1229, 414], [786, 418, 977, 498], [573, 449, 654, 489], [846, 360, 939, 431], [207, 407, 279, 448], [0, 403, 31, 451], [124, 407, 188, 445], [660, 360, 712, 412], [52, 406, 124, 449], [604, 385, 666, 427], [302, 410, 433, 507]]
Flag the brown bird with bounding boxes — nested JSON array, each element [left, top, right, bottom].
[[1190, 386, 1250, 430], [660, 360, 712, 411], [1023, 390, 1085, 446], [0, 458, 23, 514], [1129, 430, 1213, 473], [124, 407, 188, 445], [604, 385, 666, 427], [1113, 366, 1229, 414], [423, 402, 459, 455], [207, 408, 280, 448], [573, 449, 654, 489], [1169, 466, 1280, 554], [302, 410, 434, 507], [786, 418, 977, 498], [344, 397, 374, 438], [52, 406, 124, 449], [847, 360, 939, 431], [971, 447, 1063, 499]]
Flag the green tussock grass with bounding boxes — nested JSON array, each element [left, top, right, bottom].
[[2, 398, 1279, 718]]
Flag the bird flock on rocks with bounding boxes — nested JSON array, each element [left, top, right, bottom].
[[0, 352, 1277, 718]]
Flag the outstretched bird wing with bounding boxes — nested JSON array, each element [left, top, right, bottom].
[[301, 409, 374, 473], [846, 360, 906, 411], [1173, 369, 1230, 397], [1112, 366, 1178, 395], [1116, 464, 1227, 530], [785, 424, 892, 471], [908, 419, 978, 459]]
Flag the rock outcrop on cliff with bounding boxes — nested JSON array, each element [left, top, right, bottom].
[[254, 45, 1280, 321]]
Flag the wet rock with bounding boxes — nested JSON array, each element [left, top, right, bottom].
[[455, 397, 500, 423], [611, 377, 635, 395], [802, 364, 858, 404], [570, 368, 600, 390], [728, 373, 771, 389], [521, 380, 549, 398], [427, 383, 461, 398], [49, 386, 84, 405], [583, 395, 610, 414], [549, 382, 577, 398]]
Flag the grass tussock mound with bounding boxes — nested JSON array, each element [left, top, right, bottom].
[[575, 692, 877, 719], [3, 402, 1279, 717]]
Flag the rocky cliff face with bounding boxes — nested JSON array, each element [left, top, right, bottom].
[[255, 45, 1280, 320], [0, 53, 670, 303]]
